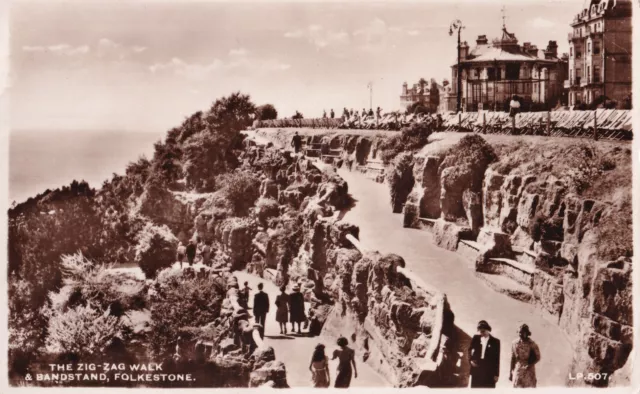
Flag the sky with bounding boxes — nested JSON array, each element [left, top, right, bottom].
[[9, 0, 589, 133]]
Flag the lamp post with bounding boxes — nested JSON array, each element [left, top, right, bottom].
[[449, 19, 464, 113]]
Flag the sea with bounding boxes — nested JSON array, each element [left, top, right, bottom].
[[9, 130, 166, 204]]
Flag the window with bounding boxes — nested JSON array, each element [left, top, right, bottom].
[[570, 47, 573, 57], [487, 67, 496, 81], [588, 42, 591, 54], [587, 66, 591, 83], [505, 64, 521, 80], [594, 66, 601, 82], [570, 69, 573, 82], [593, 42, 600, 54]]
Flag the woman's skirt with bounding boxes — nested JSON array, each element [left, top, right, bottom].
[[334, 367, 352, 388]]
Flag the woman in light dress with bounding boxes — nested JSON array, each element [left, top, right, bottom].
[[510, 323, 541, 388], [309, 343, 330, 387]]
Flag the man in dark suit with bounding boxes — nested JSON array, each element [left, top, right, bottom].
[[253, 283, 270, 339], [468, 320, 500, 388]]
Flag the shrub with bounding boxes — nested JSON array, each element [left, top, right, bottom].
[[292, 111, 304, 119], [182, 131, 236, 192], [45, 303, 121, 356], [529, 213, 564, 242], [379, 122, 434, 164], [147, 274, 225, 358], [255, 198, 280, 224], [215, 171, 261, 216], [256, 104, 278, 120], [135, 224, 178, 279], [439, 134, 497, 191]]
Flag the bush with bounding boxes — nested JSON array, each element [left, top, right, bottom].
[[182, 131, 237, 192], [215, 171, 261, 216], [379, 122, 434, 164], [256, 104, 278, 121], [439, 134, 497, 191], [528, 213, 564, 242], [255, 198, 280, 224], [45, 303, 122, 356], [135, 224, 178, 279], [148, 274, 225, 358], [292, 111, 304, 119]]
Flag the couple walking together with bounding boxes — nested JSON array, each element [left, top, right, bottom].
[[469, 320, 541, 388], [309, 337, 357, 388]]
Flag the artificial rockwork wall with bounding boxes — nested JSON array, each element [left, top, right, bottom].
[[401, 148, 632, 386]]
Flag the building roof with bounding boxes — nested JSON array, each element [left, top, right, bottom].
[[464, 46, 556, 64], [460, 27, 559, 65]]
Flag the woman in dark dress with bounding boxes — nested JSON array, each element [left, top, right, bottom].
[[332, 337, 357, 388], [275, 285, 289, 335], [288, 285, 306, 333]]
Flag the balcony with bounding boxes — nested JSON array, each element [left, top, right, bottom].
[[563, 79, 571, 89], [580, 78, 589, 87], [568, 32, 585, 41]]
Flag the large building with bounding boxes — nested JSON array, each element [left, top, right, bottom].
[[446, 26, 568, 112], [566, 0, 632, 108], [400, 78, 442, 112]]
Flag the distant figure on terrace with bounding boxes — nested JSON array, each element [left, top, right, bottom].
[[288, 284, 306, 333], [309, 343, 331, 387], [332, 336, 357, 388], [376, 106, 382, 118], [176, 242, 186, 266], [509, 95, 521, 118], [186, 239, 197, 267], [291, 131, 303, 154], [361, 108, 367, 118], [510, 324, 541, 388], [253, 283, 270, 339], [330, 109, 335, 119], [323, 110, 327, 118], [468, 320, 501, 388], [275, 285, 290, 335], [342, 108, 349, 119], [368, 108, 373, 117]]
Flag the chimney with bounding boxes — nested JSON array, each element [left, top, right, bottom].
[[528, 45, 539, 57], [402, 82, 408, 95], [544, 40, 559, 59], [459, 41, 470, 60], [476, 35, 488, 45]]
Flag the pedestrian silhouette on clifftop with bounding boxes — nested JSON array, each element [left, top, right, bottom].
[[275, 285, 290, 334], [253, 283, 269, 339], [310, 343, 330, 387], [510, 323, 540, 388], [186, 239, 197, 267], [332, 336, 357, 388], [176, 242, 186, 267], [291, 131, 302, 154], [468, 320, 500, 388]]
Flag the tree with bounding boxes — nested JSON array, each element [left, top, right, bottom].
[[256, 104, 278, 120], [135, 223, 178, 279], [292, 111, 304, 119], [215, 170, 261, 216], [205, 92, 256, 144]]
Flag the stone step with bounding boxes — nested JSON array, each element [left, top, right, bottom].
[[487, 258, 535, 287], [512, 247, 538, 266], [456, 240, 482, 266], [475, 272, 533, 303]]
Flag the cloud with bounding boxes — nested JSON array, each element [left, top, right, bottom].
[[284, 24, 350, 50], [530, 17, 555, 29], [229, 48, 248, 57], [353, 18, 391, 53], [406, 29, 421, 36], [149, 57, 224, 80], [22, 44, 90, 56]]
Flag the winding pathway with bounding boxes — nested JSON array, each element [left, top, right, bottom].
[[337, 168, 574, 388]]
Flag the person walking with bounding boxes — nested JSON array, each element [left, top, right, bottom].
[[201, 240, 212, 266], [291, 131, 302, 154], [186, 239, 197, 267], [253, 283, 270, 339], [288, 284, 306, 334], [309, 344, 330, 387], [322, 110, 327, 119], [510, 324, 541, 388], [176, 242, 186, 267], [468, 320, 501, 388], [332, 336, 357, 388], [330, 109, 335, 119], [239, 281, 251, 309], [275, 285, 290, 335]]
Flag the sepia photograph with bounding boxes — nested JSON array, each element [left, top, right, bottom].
[[4, 0, 636, 390]]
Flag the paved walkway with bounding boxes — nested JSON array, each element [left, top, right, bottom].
[[337, 168, 574, 388], [233, 271, 390, 388]]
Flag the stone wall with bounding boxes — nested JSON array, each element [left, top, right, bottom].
[[400, 144, 633, 385]]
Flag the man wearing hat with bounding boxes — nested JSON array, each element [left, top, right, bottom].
[[468, 320, 501, 388], [288, 284, 306, 334]]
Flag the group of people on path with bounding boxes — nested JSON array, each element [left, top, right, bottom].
[[249, 282, 308, 338], [176, 238, 215, 268], [468, 320, 541, 388]]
